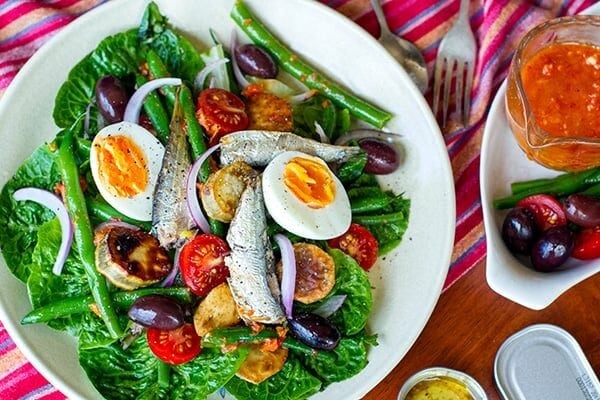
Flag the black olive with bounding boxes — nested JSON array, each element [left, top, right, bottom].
[[502, 207, 538, 254], [235, 44, 278, 79], [564, 194, 600, 228], [530, 226, 574, 272], [288, 312, 340, 350], [95, 75, 129, 124], [127, 295, 185, 330]]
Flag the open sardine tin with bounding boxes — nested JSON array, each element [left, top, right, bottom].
[[495, 324, 600, 400]]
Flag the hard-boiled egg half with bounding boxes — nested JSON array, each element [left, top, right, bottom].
[[90, 121, 165, 221], [262, 151, 351, 240]]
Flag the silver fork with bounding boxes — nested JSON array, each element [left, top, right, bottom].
[[433, 0, 476, 128]]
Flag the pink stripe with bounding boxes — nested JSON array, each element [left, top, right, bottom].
[[0, 57, 28, 68], [444, 240, 486, 289], [456, 203, 483, 244], [0, 2, 42, 27], [0, 70, 18, 90], [0, 15, 73, 52]]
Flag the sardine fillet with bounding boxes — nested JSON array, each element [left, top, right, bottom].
[[152, 96, 195, 249], [219, 130, 361, 167], [225, 177, 285, 325]]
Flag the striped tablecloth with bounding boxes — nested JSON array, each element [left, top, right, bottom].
[[0, 0, 596, 398]]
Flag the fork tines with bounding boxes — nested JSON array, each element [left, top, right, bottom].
[[433, 57, 475, 129]]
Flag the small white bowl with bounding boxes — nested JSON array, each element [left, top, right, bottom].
[[480, 80, 600, 310], [397, 367, 487, 400]]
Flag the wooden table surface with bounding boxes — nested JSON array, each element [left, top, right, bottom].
[[363, 259, 600, 400]]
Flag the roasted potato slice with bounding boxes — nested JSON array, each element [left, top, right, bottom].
[[277, 243, 335, 304], [200, 161, 257, 223], [95, 227, 171, 290], [246, 91, 294, 132], [236, 344, 288, 384], [193, 283, 241, 337]]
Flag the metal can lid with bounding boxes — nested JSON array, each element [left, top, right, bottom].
[[397, 367, 488, 400], [494, 323, 600, 400]]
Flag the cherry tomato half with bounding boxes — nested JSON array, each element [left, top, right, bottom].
[[327, 223, 379, 271], [147, 323, 201, 365], [179, 234, 230, 296], [516, 194, 567, 231], [196, 88, 249, 145], [572, 227, 600, 260]]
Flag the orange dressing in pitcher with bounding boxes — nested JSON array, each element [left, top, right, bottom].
[[521, 42, 600, 138]]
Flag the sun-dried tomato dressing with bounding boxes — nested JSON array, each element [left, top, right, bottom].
[[521, 42, 600, 138]]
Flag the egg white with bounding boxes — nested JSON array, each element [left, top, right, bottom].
[[90, 121, 165, 222], [262, 151, 351, 240]]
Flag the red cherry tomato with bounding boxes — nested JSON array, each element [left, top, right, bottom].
[[147, 323, 201, 365], [327, 223, 379, 271], [572, 227, 600, 260], [516, 194, 567, 231], [196, 88, 249, 145], [179, 234, 230, 296]]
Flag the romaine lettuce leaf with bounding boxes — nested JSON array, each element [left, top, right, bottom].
[[225, 355, 321, 400], [295, 333, 373, 385], [0, 144, 60, 282], [80, 337, 247, 400], [25, 218, 119, 348], [53, 29, 140, 132], [326, 249, 372, 336]]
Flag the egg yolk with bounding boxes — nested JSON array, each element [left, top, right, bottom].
[[95, 135, 148, 198], [284, 156, 335, 209]]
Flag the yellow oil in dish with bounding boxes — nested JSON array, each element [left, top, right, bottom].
[[404, 377, 474, 400]]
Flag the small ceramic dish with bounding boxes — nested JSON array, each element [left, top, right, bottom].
[[480, 5, 600, 310]]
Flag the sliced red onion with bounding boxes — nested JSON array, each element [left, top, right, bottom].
[[230, 30, 250, 89], [334, 128, 401, 146], [314, 121, 329, 144], [312, 295, 347, 318], [208, 76, 217, 89], [123, 78, 182, 125], [13, 188, 73, 276], [160, 246, 181, 288], [287, 89, 318, 105], [274, 233, 296, 319], [186, 144, 221, 233], [194, 58, 230, 91], [94, 219, 141, 234], [83, 101, 93, 139]]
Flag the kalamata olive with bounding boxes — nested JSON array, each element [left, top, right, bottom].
[[564, 194, 600, 228], [127, 295, 185, 330], [235, 44, 278, 79], [501, 207, 537, 254], [530, 226, 574, 272], [95, 75, 129, 124], [358, 138, 400, 174], [288, 312, 340, 350]]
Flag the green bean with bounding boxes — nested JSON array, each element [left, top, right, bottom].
[[146, 50, 177, 110], [57, 128, 122, 338], [179, 85, 227, 237], [21, 287, 192, 325], [352, 210, 407, 225], [179, 87, 208, 176], [348, 187, 391, 214], [75, 137, 91, 159], [583, 182, 600, 196], [201, 327, 315, 355], [157, 360, 171, 388], [136, 74, 171, 143], [86, 197, 152, 231], [494, 167, 600, 209], [231, 1, 392, 129]]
